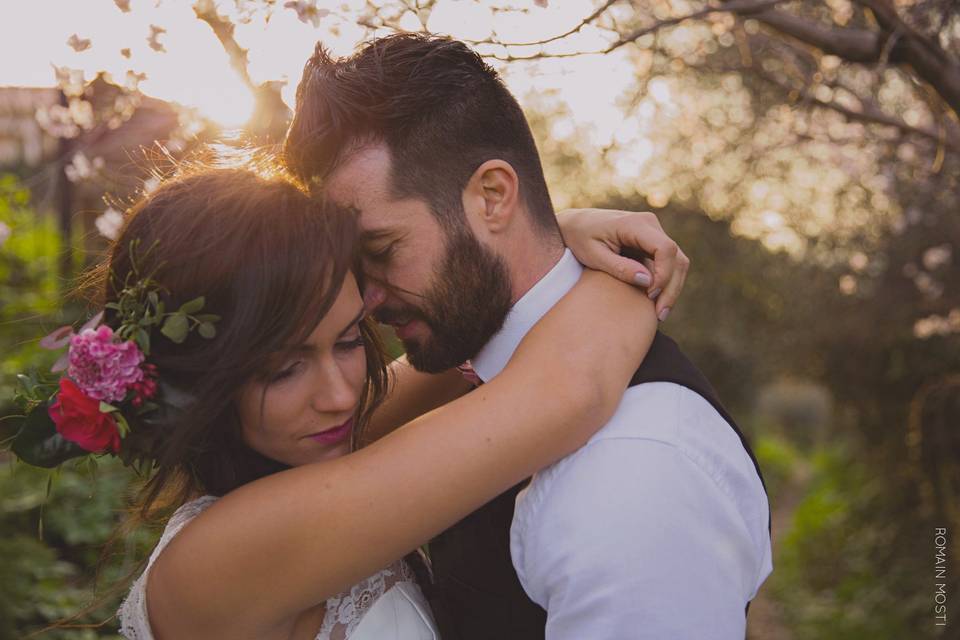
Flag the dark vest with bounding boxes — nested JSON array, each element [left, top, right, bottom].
[[425, 331, 769, 640]]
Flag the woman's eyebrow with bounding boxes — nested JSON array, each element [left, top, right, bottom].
[[337, 307, 366, 338]]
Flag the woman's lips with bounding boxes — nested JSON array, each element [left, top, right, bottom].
[[308, 418, 353, 444]]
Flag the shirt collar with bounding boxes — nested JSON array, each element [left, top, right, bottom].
[[472, 249, 583, 382]]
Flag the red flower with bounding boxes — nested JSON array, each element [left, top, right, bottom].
[[48, 378, 121, 453]]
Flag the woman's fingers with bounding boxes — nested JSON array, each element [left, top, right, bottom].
[[615, 214, 684, 315], [600, 249, 652, 287], [653, 247, 689, 321], [557, 208, 689, 321]]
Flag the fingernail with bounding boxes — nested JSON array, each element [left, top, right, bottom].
[[658, 307, 671, 322], [648, 288, 662, 300], [633, 272, 651, 287]]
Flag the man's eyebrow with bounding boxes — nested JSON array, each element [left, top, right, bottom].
[[337, 306, 366, 338]]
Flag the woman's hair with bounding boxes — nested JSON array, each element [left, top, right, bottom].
[[84, 161, 388, 522]]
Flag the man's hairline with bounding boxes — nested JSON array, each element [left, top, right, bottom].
[[326, 136, 558, 243]]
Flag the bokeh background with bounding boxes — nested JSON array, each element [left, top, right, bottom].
[[1, 1, 958, 638]]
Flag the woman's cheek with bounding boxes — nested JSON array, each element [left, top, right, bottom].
[[349, 347, 368, 394]]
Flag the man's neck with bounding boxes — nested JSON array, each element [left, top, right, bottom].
[[506, 238, 566, 305], [471, 248, 582, 382]]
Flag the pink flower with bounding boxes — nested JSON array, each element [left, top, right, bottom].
[[68, 325, 145, 403]]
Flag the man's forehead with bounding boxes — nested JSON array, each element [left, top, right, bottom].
[[325, 144, 434, 238], [324, 144, 392, 206]]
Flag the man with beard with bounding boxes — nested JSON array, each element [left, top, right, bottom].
[[284, 33, 772, 640]]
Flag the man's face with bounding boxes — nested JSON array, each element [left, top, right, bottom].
[[325, 145, 512, 373]]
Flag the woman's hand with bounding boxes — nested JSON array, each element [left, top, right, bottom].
[[557, 208, 689, 322]]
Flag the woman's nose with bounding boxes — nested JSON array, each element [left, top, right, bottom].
[[313, 364, 360, 414]]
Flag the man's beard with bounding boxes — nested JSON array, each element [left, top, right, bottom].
[[375, 230, 513, 373]]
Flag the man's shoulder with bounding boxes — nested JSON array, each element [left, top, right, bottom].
[[514, 381, 769, 541], [584, 380, 735, 449]]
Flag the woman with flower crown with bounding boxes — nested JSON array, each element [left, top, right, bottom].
[[8, 161, 680, 639]]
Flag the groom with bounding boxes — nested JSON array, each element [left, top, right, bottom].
[[285, 34, 772, 639]]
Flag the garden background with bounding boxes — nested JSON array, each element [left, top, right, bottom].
[[0, 1, 958, 638]]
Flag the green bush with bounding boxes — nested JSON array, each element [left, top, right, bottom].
[[770, 447, 934, 640], [1, 175, 152, 639]]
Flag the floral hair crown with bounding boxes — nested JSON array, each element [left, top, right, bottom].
[[5, 240, 219, 470]]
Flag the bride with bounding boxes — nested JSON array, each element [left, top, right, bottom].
[[20, 162, 679, 638]]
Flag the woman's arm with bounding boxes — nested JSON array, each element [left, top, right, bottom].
[[364, 207, 686, 443], [359, 356, 472, 445], [147, 271, 656, 639]]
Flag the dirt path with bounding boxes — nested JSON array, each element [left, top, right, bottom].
[[746, 462, 813, 640]]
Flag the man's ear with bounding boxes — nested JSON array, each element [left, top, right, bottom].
[[462, 159, 520, 235]]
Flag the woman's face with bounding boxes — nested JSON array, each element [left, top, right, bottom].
[[237, 273, 368, 467]]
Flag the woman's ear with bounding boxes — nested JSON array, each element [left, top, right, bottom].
[[462, 159, 520, 235]]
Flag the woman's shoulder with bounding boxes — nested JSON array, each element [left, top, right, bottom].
[[117, 495, 219, 639], [165, 495, 219, 535]]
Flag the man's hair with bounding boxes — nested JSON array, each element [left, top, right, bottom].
[[284, 33, 559, 237]]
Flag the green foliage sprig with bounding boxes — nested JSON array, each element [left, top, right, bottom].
[[107, 239, 221, 355]]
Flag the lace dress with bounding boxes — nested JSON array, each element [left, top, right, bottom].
[[118, 496, 439, 640]]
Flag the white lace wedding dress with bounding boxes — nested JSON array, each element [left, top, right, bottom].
[[118, 496, 439, 639]]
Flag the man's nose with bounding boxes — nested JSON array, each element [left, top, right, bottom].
[[363, 283, 387, 312]]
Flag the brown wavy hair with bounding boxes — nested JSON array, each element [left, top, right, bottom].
[[85, 162, 388, 522], [283, 33, 560, 240]]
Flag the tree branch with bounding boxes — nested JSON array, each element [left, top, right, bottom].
[[193, 0, 256, 93], [469, 0, 622, 47], [755, 67, 960, 153], [484, 0, 790, 61], [740, 0, 960, 116]]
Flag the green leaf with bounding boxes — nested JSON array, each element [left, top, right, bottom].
[[99, 401, 118, 414], [136, 328, 151, 355], [161, 313, 189, 343], [148, 290, 160, 310], [195, 314, 221, 323], [198, 322, 216, 339], [179, 296, 205, 315], [114, 412, 131, 438], [10, 405, 86, 468], [137, 401, 160, 415], [16, 373, 44, 402]]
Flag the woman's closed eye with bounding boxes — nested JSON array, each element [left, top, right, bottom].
[[269, 360, 303, 384], [335, 333, 365, 353]]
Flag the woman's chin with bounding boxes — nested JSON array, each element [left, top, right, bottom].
[[296, 439, 353, 466]]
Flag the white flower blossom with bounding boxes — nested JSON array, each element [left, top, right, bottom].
[[67, 34, 92, 52], [52, 65, 86, 97], [922, 244, 952, 271], [284, 1, 330, 27], [143, 176, 160, 195], [0, 221, 10, 247], [148, 25, 167, 53], [913, 310, 960, 339], [95, 208, 124, 241], [64, 152, 104, 183]]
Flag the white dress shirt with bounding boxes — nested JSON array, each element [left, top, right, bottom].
[[471, 249, 773, 640]]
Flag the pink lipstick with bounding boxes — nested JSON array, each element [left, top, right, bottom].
[[308, 418, 353, 444]]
